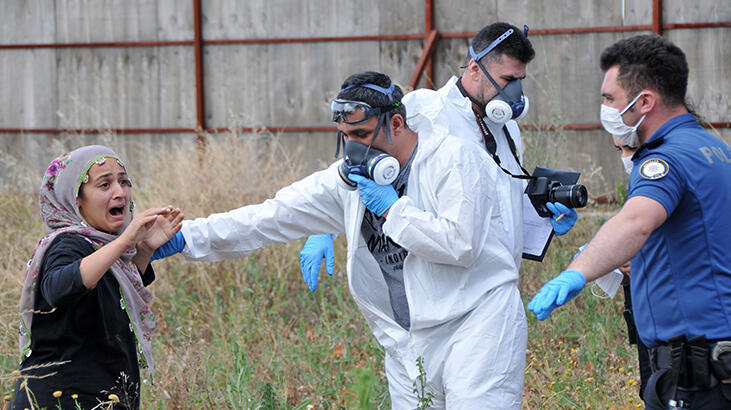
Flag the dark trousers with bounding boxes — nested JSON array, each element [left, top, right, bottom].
[[622, 282, 652, 399], [643, 368, 731, 409]]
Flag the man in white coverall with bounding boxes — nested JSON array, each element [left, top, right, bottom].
[[299, 22, 578, 292], [173, 71, 528, 408]]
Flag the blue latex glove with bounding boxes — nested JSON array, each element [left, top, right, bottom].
[[547, 202, 578, 236], [528, 269, 586, 321], [299, 234, 335, 292], [151, 231, 185, 261], [348, 173, 399, 217]]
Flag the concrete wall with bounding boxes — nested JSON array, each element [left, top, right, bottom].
[[1, 0, 729, 196]]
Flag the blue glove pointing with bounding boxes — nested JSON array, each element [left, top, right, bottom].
[[547, 202, 578, 236], [528, 269, 586, 321], [299, 234, 335, 292], [348, 173, 399, 217], [151, 231, 185, 261]]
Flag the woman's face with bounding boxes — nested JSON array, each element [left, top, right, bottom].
[[77, 159, 131, 233]]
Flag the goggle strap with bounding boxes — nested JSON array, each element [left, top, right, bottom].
[[340, 83, 396, 102]]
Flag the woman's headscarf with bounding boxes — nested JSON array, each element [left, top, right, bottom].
[[19, 145, 156, 380]]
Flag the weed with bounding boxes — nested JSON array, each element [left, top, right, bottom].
[[412, 356, 434, 409], [616, 182, 629, 206]]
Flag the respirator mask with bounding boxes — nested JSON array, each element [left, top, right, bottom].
[[469, 27, 530, 124], [331, 83, 401, 190], [337, 140, 400, 190]]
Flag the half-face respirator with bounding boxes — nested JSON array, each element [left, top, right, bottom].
[[337, 140, 400, 190], [331, 83, 402, 190], [469, 27, 530, 124]]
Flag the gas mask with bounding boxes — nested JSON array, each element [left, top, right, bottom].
[[600, 92, 646, 148], [469, 27, 530, 124], [330, 82, 402, 190], [337, 140, 400, 190], [621, 155, 634, 175], [483, 78, 530, 124]]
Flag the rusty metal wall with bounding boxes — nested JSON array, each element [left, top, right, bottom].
[[1, 0, 729, 197]]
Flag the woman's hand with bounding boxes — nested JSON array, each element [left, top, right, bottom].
[[140, 206, 184, 252], [81, 207, 173, 289], [119, 207, 172, 250]]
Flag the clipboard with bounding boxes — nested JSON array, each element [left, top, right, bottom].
[[521, 166, 581, 261]]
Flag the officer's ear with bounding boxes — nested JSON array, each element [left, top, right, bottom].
[[637, 90, 658, 115]]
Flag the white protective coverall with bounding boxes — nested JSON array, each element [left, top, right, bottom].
[[181, 113, 526, 408], [403, 75, 527, 264]]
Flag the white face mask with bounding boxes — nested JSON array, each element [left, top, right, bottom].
[[600, 92, 646, 147], [621, 155, 634, 175]]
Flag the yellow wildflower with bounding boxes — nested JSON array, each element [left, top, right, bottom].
[[72, 394, 79, 399], [627, 378, 636, 386], [53, 391, 62, 398], [108, 394, 120, 402]]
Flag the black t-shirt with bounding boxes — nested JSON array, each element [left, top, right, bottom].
[[12, 233, 154, 410], [361, 144, 417, 330]]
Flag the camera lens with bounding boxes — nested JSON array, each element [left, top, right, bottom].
[[549, 184, 588, 209]]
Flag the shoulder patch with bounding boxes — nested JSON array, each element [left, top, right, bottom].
[[639, 158, 669, 180]]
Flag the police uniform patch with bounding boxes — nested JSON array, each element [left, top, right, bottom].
[[639, 158, 669, 180]]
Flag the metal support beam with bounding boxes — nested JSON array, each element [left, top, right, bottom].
[[653, 0, 664, 35], [2, 122, 727, 135], [193, 0, 206, 146], [424, 0, 435, 89], [409, 30, 440, 90]]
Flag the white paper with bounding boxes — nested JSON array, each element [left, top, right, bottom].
[[522, 194, 554, 258]]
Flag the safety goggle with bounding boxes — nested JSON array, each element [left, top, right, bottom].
[[331, 99, 400, 124]]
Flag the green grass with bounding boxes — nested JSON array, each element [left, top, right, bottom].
[[0, 133, 642, 409]]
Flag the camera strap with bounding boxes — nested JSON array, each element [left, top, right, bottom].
[[456, 77, 532, 180], [473, 112, 533, 180]]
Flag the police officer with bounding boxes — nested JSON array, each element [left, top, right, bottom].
[[528, 34, 731, 408]]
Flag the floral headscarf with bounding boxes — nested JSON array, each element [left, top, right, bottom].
[[19, 145, 156, 380]]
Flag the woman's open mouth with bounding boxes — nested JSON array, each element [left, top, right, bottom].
[[109, 206, 125, 218]]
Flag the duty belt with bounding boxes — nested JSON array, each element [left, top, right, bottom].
[[649, 335, 731, 390]]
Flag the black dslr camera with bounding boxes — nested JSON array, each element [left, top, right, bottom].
[[526, 176, 588, 217]]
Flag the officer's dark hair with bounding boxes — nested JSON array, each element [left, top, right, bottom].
[[469, 22, 535, 66], [600, 34, 688, 108], [337, 71, 407, 120]]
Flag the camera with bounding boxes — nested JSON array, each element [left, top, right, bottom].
[[525, 176, 588, 217]]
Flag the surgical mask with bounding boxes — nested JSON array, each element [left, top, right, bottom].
[[621, 155, 634, 175], [338, 140, 399, 190], [600, 93, 646, 147]]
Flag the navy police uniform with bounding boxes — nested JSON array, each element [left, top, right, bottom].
[[627, 113, 731, 408]]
